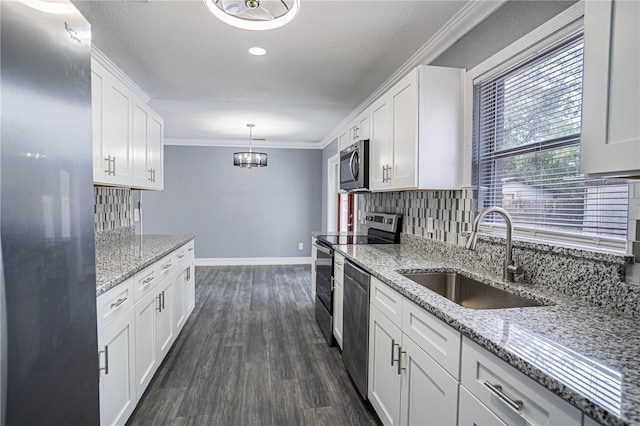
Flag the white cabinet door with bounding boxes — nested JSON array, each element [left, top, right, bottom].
[[132, 101, 150, 188], [390, 69, 418, 190], [338, 128, 351, 151], [147, 112, 164, 190], [369, 94, 393, 191], [100, 69, 133, 187], [134, 288, 159, 401], [184, 262, 195, 318], [333, 253, 345, 348], [173, 268, 186, 335], [98, 307, 136, 426], [399, 335, 459, 426], [458, 385, 507, 426], [156, 278, 175, 360], [368, 305, 402, 426], [355, 110, 370, 142], [91, 66, 105, 183], [581, 0, 640, 176]]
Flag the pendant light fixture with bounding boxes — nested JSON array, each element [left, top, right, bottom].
[[233, 123, 268, 169], [202, 0, 300, 31]]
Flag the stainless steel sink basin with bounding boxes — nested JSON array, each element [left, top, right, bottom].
[[401, 272, 544, 310]]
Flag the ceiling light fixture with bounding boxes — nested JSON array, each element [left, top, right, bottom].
[[248, 46, 266, 56], [233, 124, 268, 169], [202, 0, 300, 31]]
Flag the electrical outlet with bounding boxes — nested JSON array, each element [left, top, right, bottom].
[[298, 242, 304, 250]]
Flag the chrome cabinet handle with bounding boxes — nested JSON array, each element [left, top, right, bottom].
[[152, 168, 156, 183], [330, 277, 335, 291], [142, 275, 155, 285], [110, 297, 127, 309], [391, 339, 398, 366], [484, 381, 523, 411], [104, 155, 112, 174], [156, 293, 162, 312], [397, 346, 406, 375], [161, 290, 165, 310], [162, 263, 172, 270], [188, 247, 194, 252], [112, 156, 116, 175], [99, 346, 109, 375], [148, 168, 153, 182], [177, 254, 185, 259]]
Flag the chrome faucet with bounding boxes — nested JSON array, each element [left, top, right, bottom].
[[465, 206, 523, 282]]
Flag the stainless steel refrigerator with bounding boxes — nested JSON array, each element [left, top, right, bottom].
[[0, 1, 100, 424]]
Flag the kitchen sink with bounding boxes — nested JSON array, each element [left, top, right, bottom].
[[400, 272, 544, 310]]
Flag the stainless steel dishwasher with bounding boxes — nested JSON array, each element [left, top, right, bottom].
[[342, 259, 371, 400]]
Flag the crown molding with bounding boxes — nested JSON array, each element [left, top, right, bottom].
[[165, 138, 323, 150], [317, 0, 507, 149], [91, 46, 151, 103]]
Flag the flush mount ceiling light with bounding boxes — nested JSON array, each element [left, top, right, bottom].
[[248, 46, 267, 56], [233, 124, 268, 169], [202, 0, 300, 31]]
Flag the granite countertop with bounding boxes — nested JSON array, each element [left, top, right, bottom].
[[334, 242, 640, 426], [95, 234, 195, 296]]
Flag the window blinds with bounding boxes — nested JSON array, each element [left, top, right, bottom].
[[473, 35, 628, 250]]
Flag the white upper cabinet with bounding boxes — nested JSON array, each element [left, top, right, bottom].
[[92, 59, 133, 187], [369, 65, 463, 191], [581, 0, 640, 176], [133, 98, 164, 190], [92, 58, 164, 190]]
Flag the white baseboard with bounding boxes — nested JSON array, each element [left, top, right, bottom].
[[195, 257, 312, 266]]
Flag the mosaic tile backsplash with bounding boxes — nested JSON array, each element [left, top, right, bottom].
[[94, 187, 132, 232], [358, 189, 476, 245]]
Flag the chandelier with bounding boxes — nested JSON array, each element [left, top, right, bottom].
[[233, 124, 268, 169]]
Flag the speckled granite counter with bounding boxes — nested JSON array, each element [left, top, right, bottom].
[[334, 240, 640, 426], [95, 234, 194, 296]]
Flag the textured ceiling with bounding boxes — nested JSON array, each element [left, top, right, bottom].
[[74, 0, 470, 147]]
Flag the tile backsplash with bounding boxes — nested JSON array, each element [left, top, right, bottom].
[[358, 189, 476, 245], [94, 187, 132, 232]]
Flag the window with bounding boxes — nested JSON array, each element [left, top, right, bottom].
[[473, 34, 628, 251]]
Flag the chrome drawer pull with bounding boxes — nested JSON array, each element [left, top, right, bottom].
[[110, 297, 127, 309], [99, 347, 109, 375], [188, 247, 194, 252], [177, 254, 185, 259], [484, 381, 523, 411], [142, 276, 154, 285], [163, 263, 172, 270], [391, 339, 398, 366]]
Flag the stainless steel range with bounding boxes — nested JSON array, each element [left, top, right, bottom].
[[313, 213, 402, 347]]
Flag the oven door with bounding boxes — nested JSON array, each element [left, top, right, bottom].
[[314, 241, 333, 312]]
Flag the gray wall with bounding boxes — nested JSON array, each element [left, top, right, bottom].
[[431, 1, 577, 69], [320, 139, 338, 231], [141, 145, 322, 258]]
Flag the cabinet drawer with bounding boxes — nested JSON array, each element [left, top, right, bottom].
[[402, 299, 461, 379], [334, 253, 345, 284], [174, 240, 194, 265], [158, 252, 176, 279], [370, 276, 403, 326], [458, 385, 507, 426], [461, 338, 581, 426], [97, 278, 134, 333], [133, 262, 160, 301]]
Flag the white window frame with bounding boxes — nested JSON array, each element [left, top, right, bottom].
[[461, 2, 628, 253]]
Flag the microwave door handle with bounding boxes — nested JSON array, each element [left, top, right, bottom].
[[349, 151, 358, 181]]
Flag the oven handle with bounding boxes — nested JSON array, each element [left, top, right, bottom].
[[314, 242, 333, 256]]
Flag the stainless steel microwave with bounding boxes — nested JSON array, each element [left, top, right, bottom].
[[340, 140, 369, 192]]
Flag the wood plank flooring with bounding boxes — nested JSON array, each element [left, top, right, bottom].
[[127, 265, 381, 426]]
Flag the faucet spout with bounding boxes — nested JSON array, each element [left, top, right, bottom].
[[465, 206, 523, 282]]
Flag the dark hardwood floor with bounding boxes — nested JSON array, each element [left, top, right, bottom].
[[127, 265, 381, 426]]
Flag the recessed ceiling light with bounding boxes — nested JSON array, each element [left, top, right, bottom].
[[248, 47, 267, 56]]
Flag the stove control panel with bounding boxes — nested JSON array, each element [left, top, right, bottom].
[[364, 213, 402, 233]]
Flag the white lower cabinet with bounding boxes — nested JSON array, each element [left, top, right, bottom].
[[400, 336, 459, 426], [98, 305, 136, 426], [369, 305, 403, 426], [98, 240, 194, 425], [368, 295, 460, 426]]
